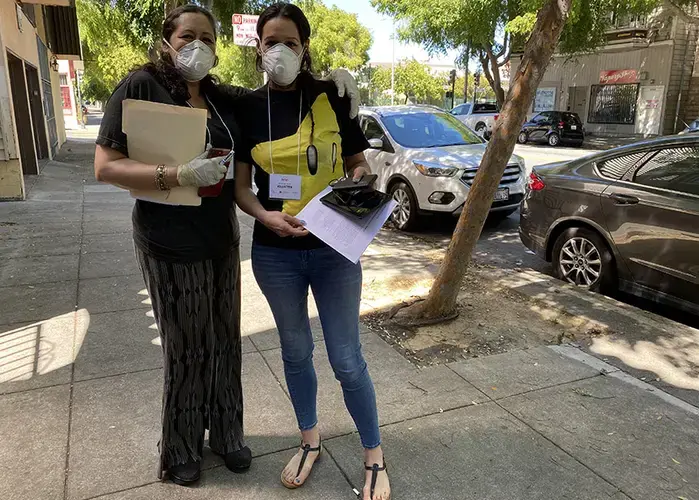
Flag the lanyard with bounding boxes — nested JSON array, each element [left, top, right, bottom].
[[186, 96, 234, 150], [267, 85, 303, 175]]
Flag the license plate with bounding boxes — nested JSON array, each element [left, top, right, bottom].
[[570, 125, 577, 130], [494, 188, 509, 201]]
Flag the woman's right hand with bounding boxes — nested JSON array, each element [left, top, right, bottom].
[[259, 211, 309, 238], [177, 153, 227, 187]]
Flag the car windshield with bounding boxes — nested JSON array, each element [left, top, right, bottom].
[[381, 112, 483, 149]]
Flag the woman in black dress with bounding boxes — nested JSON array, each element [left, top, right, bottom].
[[93, 5, 358, 486]]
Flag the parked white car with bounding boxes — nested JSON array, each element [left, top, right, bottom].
[[359, 106, 526, 231], [449, 102, 500, 138]]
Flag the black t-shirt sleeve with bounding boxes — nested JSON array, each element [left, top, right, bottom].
[[326, 81, 369, 157], [232, 93, 255, 165], [95, 71, 163, 156]]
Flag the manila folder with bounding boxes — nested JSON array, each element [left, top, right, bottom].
[[122, 99, 207, 206]]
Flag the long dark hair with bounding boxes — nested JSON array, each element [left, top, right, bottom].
[[256, 2, 316, 144], [140, 5, 220, 102]]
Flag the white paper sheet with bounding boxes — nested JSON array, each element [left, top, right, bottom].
[[122, 99, 206, 206], [297, 187, 397, 264]]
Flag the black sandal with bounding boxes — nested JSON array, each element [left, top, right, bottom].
[[365, 458, 388, 499], [282, 439, 322, 489]]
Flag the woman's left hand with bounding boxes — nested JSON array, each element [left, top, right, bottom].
[[351, 165, 372, 181], [326, 69, 360, 119]]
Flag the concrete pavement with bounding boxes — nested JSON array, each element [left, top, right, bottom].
[[1, 140, 698, 500]]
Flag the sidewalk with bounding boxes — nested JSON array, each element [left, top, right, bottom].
[[1, 140, 698, 500]]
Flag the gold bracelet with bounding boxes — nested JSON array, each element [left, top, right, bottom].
[[155, 164, 168, 191]]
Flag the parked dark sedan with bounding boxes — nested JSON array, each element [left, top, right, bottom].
[[518, 111, 585, 147], [519, 135, 699, 314]]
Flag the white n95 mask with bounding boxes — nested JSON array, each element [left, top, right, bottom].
[[166, 39, 216, 82], [261, 43, 304, 87]]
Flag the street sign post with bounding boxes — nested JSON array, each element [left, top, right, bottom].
[[233, 14, 259, 47]]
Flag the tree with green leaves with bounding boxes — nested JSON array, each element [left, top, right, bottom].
[[371, 60, 445, 105], [389, 0, 575, 325], [371, 0, 669, 107], [78, 0, 371, 100], [304, 1, 372, 74]]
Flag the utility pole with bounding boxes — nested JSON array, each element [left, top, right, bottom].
[[449, 69, 457, 109], [463, 41, 470, 103], [391, 19, 396, 106], [473, 71, 481, 106]]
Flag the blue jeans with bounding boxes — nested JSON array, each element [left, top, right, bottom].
[[252, 243, 381, 449]]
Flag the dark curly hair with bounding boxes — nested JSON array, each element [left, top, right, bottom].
[[140, 5, 220, 102], [256, 2, 317, 145]]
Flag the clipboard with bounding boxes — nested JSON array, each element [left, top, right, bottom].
[[122, 99, 207, 206]]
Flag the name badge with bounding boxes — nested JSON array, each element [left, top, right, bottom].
[[269, 174, 302, 200]]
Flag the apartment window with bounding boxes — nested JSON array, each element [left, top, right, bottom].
[[59, 74, 69, 86], [588, 84, 639, 125]]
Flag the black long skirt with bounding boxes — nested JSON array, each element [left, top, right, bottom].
[[135, 246, 245, 478]]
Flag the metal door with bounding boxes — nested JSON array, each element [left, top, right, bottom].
[[37, 37, 58, 156]]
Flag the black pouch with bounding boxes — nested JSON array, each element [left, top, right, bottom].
[[320, 186, 391, 220]]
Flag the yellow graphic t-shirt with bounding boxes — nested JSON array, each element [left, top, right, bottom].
[[236, 79, 369, 249]]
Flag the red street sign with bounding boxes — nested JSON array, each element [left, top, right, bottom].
[[233, 14, 242, 25], [599, 69, 638, 85]]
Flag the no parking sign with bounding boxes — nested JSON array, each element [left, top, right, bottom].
[[233, 14, 259, 47]]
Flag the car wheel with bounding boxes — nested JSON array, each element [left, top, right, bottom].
[[552, 227, 615, 292], [517, 132, 528, 144], [548, 133, 560, 147], [389, 182, 419, 231], [475, 122, 487, 137]]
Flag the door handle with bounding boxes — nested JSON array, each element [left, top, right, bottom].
[[609, 193, 640, 205]]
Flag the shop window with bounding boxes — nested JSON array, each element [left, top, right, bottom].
[[588, 84, 639, 125]]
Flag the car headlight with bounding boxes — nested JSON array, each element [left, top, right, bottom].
[[413, 161, 459, 177]]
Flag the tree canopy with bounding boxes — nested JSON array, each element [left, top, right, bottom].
[[77, 0, 371, 102], [371, 60, 446, 106], [370, 0, 683, 106]]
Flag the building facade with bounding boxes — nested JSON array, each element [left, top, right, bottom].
[[510, 9, 699, 137], [0, 0, 80, 200]]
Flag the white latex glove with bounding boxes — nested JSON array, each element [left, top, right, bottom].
[[326, 68, 360, 119], [176, 151, 227, 187]]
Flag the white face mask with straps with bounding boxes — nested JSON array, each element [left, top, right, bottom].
[[164, 39, 216, 82], [261, 43, 304, 87]]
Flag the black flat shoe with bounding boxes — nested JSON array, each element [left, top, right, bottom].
[[222, 446, 252, 473], [169, 460, 201, 486]]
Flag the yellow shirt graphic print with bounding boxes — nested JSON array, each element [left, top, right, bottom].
[[252, 93, 343, 216]]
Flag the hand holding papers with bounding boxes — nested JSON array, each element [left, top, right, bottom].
[[122, 99, 207, 206], [297, 187, 397, 263]]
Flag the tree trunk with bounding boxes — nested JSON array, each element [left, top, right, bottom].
[[398, 0, 573, 323], [481, 50, 506, 107]]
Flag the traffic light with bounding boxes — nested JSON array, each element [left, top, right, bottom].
[[474, 72, 481, 86], [449, 69, 457, 84]]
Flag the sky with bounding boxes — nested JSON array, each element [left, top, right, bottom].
[[327, 0, 459, 66]]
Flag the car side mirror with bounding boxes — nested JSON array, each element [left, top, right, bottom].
[[368, 138, 384, 149]]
